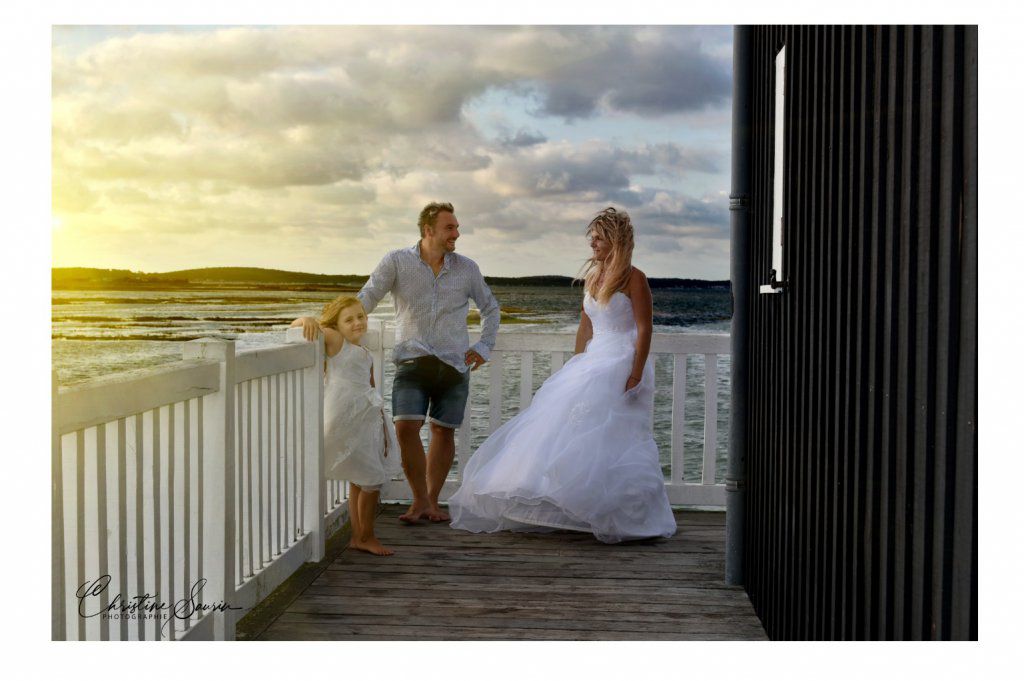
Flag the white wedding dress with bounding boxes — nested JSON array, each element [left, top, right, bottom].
[[448, 291, 677, 543]]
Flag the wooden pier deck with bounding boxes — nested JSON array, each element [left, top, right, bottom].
[[240, 505, 767, 641]]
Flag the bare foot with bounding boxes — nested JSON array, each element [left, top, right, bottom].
[[349, 538, 395, 556], [399, 503, 431, 524], [427, 505, 450, 522]]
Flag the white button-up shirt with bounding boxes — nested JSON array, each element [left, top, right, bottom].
[[357, 243, 501, 373]]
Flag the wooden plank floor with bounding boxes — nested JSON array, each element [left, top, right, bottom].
[[253, 504, 767, 640]]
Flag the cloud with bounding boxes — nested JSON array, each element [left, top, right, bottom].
[[499, 128, 548, 148], [525, 27, 733, 119], [51, 26, 733, 277], [475, 140, 722, 201], [292, 181, 378, 206], [54, 25, 731, 138], [629, 191, 731, 243]]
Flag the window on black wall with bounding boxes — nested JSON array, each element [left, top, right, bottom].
[[760, 44, 786, 295]]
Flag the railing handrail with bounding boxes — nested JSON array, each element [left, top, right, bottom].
[[54, 359, 220, 435], [235, 342, 316, 383], [54, 341, 320, 434], [376, 326, 730, 354], [54, 327, 729, 403]]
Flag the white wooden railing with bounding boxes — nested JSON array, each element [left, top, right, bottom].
[[364, 322, 730, 507], [52, 321, 729, 641], [52, 336, 340, 641]]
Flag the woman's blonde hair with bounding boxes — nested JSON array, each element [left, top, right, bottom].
[[576, 207, 635, 304], [319, 295, 363, 330]]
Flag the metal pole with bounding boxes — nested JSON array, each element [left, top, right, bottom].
[[726, 24, 752, 586]]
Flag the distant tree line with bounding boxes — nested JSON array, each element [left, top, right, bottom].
[[52, 267, 730, 291]]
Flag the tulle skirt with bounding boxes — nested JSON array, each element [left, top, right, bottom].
[[448, 332, 676, 543]]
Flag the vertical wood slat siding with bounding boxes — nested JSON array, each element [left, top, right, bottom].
[[863, 26, 883, 641], [954, 25, 978, 643], [790, 24, 807, 642], [851, 26, 872, 640], [741, 25, 977, 640], [880, 25, 901, 640]]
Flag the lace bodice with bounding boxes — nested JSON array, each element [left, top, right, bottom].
[[584, 291, 637, 335]]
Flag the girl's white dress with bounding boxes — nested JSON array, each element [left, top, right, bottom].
[[323, 340, 400, 489], [449, 291, 677, 543]]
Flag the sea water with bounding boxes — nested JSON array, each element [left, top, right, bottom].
[[52, 285, 732, 482]]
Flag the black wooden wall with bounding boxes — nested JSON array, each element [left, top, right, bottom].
[[740, 25, 977, 640]]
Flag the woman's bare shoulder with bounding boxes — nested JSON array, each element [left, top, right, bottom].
[[621, 266, 648, 297]]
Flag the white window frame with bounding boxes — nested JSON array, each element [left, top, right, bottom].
[[760, 44, 787, 294]]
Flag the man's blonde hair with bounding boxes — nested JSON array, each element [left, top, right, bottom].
[[417, 201, 455, 237]]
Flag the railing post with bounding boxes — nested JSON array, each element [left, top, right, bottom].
[[488, 351, 503, 434], [52, 370, 66, 641], [702, 354, 719, 485], [183, 339, 236, 640], [300, 333, 325, 561], [670, 354, 687, 485]]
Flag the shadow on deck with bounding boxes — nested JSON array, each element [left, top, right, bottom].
[[238, 504, 767, 641]]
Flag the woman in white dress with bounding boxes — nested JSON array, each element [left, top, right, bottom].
[[448, 207, 677, 543]]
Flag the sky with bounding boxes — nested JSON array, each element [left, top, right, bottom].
[[52, 25, 734, 279]]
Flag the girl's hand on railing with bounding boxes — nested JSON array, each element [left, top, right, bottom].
[[291, 316, 322, 341]]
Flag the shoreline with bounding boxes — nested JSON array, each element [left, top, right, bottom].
[[52, 267, 731, 292]]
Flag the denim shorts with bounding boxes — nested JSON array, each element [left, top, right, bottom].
[[391, 355, 471, 429]]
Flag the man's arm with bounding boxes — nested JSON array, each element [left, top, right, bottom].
[[356, 252, 397, 315], [468, 263, 500, 362]]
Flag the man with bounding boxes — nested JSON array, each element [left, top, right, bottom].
[[356, 202, 500, 523]]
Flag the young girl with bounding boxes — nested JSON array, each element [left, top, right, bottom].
[[291, 296, 400, 556]]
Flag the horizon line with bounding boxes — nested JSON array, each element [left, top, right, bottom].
[[52, 265, 730, 281]]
